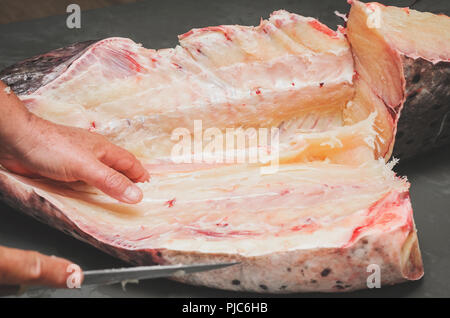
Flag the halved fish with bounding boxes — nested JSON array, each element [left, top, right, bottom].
[[1, 1, 447, 292]]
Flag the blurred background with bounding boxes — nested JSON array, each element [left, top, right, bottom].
[[0, 0, 144, 24]]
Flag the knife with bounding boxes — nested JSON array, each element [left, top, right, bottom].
[[82, 262, 239, 286], [0, 262, 239, 296]]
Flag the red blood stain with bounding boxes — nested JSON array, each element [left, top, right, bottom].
[[290, 225, 306, 231], [345, 192, 409, 247], [179, 30, 194, 40], [90, 121, 96, 129], [131, 234, 154, 242], [172, 63, 182, 69], [123, 49, 137, 57], [290, 220, 317, 232], [255, 88, 261, 95], [291, 82, 295, 86], [128, 56, 141, 71], [122, 50, 142, 72], [338, 25, 347, 35], [216, 223, 229, 227], [223, 32, 232, 41], [166, 198, 176, 207], [308, 20, 338, 38], [274, 19, 283, 28], [196, 26, 233, 41]]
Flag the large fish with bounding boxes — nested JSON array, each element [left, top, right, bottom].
[[0, 1, 448, 292]]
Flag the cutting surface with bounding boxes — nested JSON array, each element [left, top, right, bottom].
[[0, 0, 449, 297]]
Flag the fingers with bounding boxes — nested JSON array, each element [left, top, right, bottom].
[[0, 246, 79, 288], [99, 144, 150, 183], [77, 160, 144, 204]]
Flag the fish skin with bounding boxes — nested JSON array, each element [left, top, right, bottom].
[[0, 40, 96, 96], [394, 56, 450, 159], [346, 1, 450, 160]]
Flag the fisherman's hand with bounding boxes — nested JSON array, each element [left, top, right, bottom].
[[0, 245, 80, 291], [0, 81, 149, 203]]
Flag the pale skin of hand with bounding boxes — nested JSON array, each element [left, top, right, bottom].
[[0, 81, 150, 289]]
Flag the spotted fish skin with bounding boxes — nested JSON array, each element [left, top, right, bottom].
[[0, 40, 96, 96], [394, 57, 450, 158]]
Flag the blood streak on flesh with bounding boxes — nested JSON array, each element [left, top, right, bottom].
[[307, 20, 339, 38], [166, 198, 176, 207]]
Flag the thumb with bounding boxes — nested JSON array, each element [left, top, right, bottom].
[[0, 246, 77, 288], [77, 160, 143, 204]]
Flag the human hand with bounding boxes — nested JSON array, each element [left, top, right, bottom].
[[0, 245, 80, 291], [0, 115, 149, 203], [0, 82, 149, 203]]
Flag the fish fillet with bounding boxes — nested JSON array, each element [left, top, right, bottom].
[[2, 1, 448, 292]]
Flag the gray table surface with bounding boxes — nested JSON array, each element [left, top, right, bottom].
[[0, 0, 449, 298]]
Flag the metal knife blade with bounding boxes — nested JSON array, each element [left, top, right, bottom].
[[82, 262, 239, 286], [1, 262, 239, 296]]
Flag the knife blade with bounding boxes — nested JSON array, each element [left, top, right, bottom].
[[0, 261, 239, 296], [82, 262, 239, 286]]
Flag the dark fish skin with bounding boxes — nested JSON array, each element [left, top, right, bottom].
[[393, 57, 450, 159], [0, 40, 97, 96], [0, 41, 448, 159]]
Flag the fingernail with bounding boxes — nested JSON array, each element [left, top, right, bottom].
[[123, 185, 142, 203], [29, 256, 42, 277]]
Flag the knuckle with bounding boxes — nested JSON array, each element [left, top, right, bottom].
[[103, 171, 127, 191], [93, 145, 108, 160], [122, 157, 136, 171], [70, 158, 95, 179], [26, 252, 42, 280]]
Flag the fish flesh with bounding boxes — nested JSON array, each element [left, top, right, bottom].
[[1, 1, 448, 292], [0, 160, 422, 292], [346, 1, 450, 158]]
